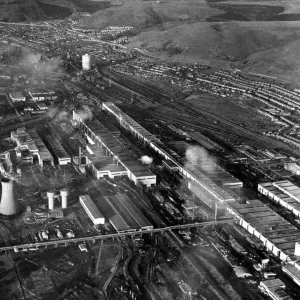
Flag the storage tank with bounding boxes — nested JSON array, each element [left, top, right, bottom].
[[60, 188, 68, 209], [47, 191, 55, 210], [294, 242, 300, 256], [82, 54, 91, 71], [0, 178, 20, 216]]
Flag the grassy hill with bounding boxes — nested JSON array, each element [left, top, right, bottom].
[[82, 1, 222, 29], [0, 0, 110, 22]]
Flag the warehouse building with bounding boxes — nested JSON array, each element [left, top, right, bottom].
[[258, 181, 300, 218], [79, 195, 105, 225], [73, 111, 156, 187]]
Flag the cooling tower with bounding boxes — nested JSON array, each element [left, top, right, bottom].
[[0, 178, 20, 216], [47, 191, 55, 210], [60, 188, 68, 209]]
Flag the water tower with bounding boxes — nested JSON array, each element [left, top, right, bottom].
[[0, 178, 20, 216], [82, 54, 91, 71]]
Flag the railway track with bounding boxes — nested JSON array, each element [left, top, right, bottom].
[[104, 70, 299, 154]]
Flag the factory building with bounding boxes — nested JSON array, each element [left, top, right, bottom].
[[79, 195, 105, 225], [73, 111, 156, 187], [227, 199, 300, 262], [43, 134, 71, 165], [93, 194, 153, 233], [8, 92, 26, 102], [258, 181, 300, 218], [102, 102, 238, 204], [28, 90, 58, 101], [259, 279, 292, 300], [11, 127, 53, 167]]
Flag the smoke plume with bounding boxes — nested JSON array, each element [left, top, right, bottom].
[[47, 106, 68, 121], [76, 105, 93, 123], [185, 145, 216, 173], [20, 48, 63, 77], [140, 155, 153, 165]]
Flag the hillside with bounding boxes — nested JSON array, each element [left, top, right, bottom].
[[0, 0, 110, 22], [82, 1, 223, 29], [128, 22, 295, 61]]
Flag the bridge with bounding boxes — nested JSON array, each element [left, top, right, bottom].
[[0, 219, 234, 252]]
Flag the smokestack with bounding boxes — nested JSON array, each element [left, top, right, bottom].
[[47, 191, 55, 210], [0, 178, 20, 216], [60, 188, 68, 209]]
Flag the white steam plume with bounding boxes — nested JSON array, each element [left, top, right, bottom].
[[140, 155, 153, 165], [185, 145, 216, 173], [77, 105, 93, 123]]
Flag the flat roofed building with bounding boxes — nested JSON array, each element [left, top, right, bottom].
[[98, 195, 137, 233], [115, 194, 153, 230], [282, 264, 300, 287], [44, 134, 70, 165], [258, 181, 300, 218], [73, 110, 156, 187], [9, 92, 25, 102], [79, 195, 105, 225], [259, 279, 292, 300]]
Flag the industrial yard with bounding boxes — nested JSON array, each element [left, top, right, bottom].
[[2, 12, 300, 300]]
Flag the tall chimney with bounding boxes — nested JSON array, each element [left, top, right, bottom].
[[60, 188, 68, 209], [0, 178, 20, 216], [47, 191, 55, 210]]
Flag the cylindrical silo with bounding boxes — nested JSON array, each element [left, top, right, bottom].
[[295, 242, 300, 256], [47, 191, 55, 210], [82, 54, 91, 71], [0, 178, 20, 216], [60, 188, 68, 209]]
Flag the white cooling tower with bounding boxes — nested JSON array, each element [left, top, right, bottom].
[[295, 242, 300, 256], [47, 191, 55, 210], [60, 188, 68, 209], [0, 178, 20, 216], [82, 54, 91, 71]]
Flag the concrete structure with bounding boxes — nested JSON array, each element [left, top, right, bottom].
[[82, 54, 91, 70], [79, 195, 105, 225], [47, 191, 55, 210], [73, 110, 156, 187], [0, 178, 20, 216], [295, 242, 300, 256], [60, 188, 68, 209], [258, 181, 300, 218]]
